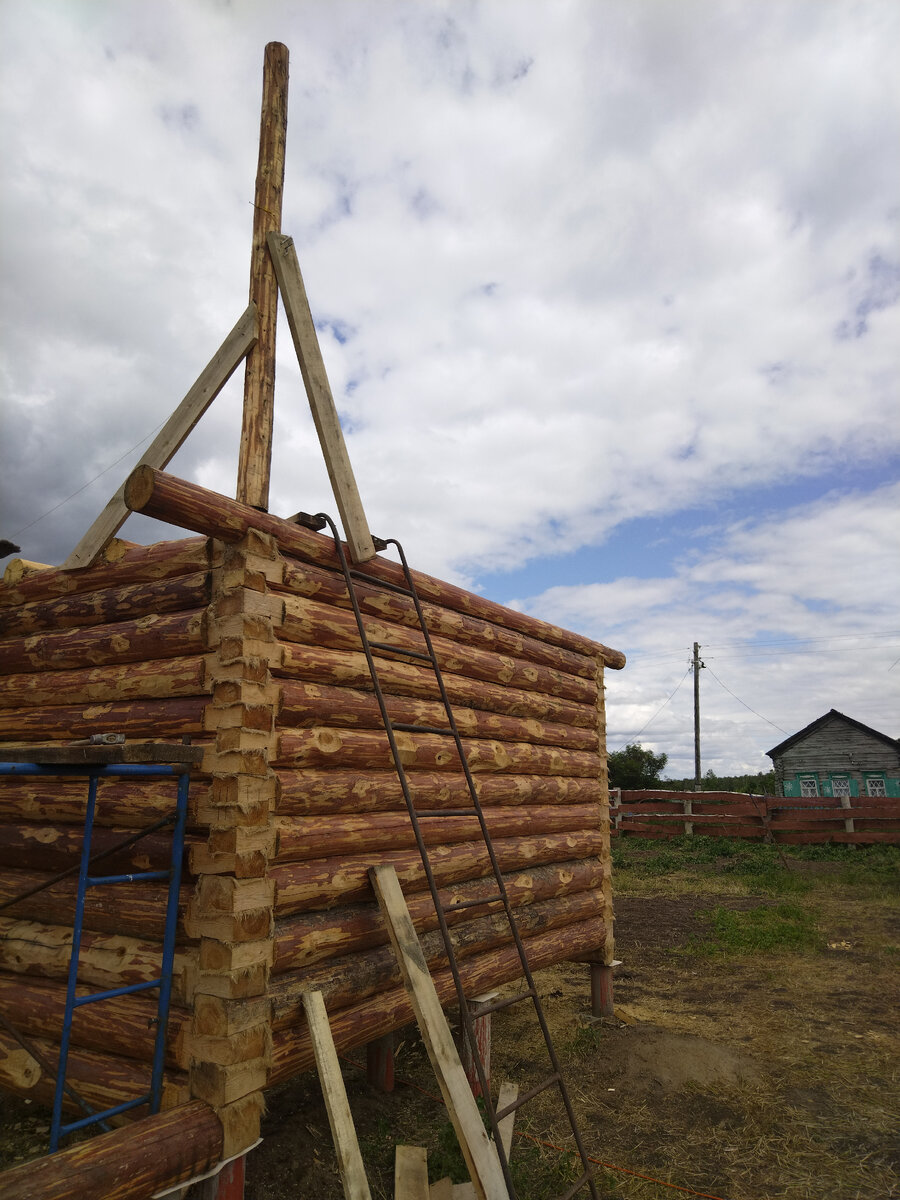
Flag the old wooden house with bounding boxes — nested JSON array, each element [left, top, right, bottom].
[[767, 709, 900, 800]]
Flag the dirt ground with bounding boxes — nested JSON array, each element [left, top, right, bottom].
[[2, 850, 898, 1199]]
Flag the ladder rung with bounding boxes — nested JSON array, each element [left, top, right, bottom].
[[559, 1169, 595, 1200], [417, 808, 480, 818], [349, 569, 413, 597], [469, 988, 533, 1019], [368, 641, 434, 663], [73, 979, 163, 1007], [493, 1072, 561, 1123], [442, 893, 504, 913], [390, 722, 455, 737], [87, 869, 170, 886]]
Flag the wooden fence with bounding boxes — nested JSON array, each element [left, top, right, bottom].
[[610, 789, 900, 845]]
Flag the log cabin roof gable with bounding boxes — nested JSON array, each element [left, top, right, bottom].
[[766, 708, 900, 762]]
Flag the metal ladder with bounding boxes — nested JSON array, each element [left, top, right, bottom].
[[301, 512, 599, 1200]]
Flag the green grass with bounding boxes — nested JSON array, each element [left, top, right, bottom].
[[686, 902, 824, 955]]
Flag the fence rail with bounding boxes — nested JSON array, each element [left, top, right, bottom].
[[610, 789, 900, 845]]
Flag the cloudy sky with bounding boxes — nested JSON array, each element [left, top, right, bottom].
[[1, 0, 898, 777]]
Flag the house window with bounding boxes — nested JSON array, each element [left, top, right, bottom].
[[799, 776, 819, 797], [832, 776, 851, 798], [866, 777, 887, 797]]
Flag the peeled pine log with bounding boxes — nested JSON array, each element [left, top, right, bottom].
[[278, 559, 598, 680], [124, 467, 624, 666], [0, 536, 209, 608], [277, 679, 597, 751], [271, 828, 603, 914], [0, 822, 186, 873], [273, 858, 604, 971], [0, 917, 192, 1002], [281, 594, 597, 705], [0, 1028, 41, 1090], [275, 727, 601, 777], [273, 804, 599, 864], [0, 570, 212, 638], [0, 1099, 223, 1200], [0, 655, 210, 710], [0, 609, 208, 675], [0, 972, 190, 1069], [2, 560, 52, 586], [276, 643, 597, 729], [275, 769, 601, 816], [0, 776, 208, 828], [270, 914, 607, 1081], [0, 696, 208, 741], [0, 871, 189, 940], [270, 889, 604, 1022]]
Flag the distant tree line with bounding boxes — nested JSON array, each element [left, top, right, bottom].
[[608, 743, 776, 795]]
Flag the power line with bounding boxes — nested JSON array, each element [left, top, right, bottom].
[[704, 664, 788, 734], [612, 666, 691, 749]]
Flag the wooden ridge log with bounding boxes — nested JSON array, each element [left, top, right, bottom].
[[0, 1099, 223, 1200], [0, 1028, 41, 1090], [277, 559, 598, 679], [272, 804, 600, 865], [274, 727, 601, 777], [2, 560, 52, 586], [273, 858, 604, 971], [0, 971, 190, 1069], [0, 776, 208, 828], [281, 594, 597, 705], [271, 829, 603, 915], [0, 871, 191, 940], [0, 696, 208, 741], [276, 643, 597, 729], [275, 769, 602, 816], [0, 655, 210, 710], [0, 822, 188, 874], [270, 890, 604, 1022], [269, 913, 607, 1081], [0, 609, 208, 675], [0, 917, 192, 1003], [123, 467, 625, 666], [0, 537, 210, 608], [276, 679, 598, 751], [0, 570, 213, 638]]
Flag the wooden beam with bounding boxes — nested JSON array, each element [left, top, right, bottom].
[[236, 42, 289, 511], [395, 1145, 429, 1199], [62, 304, 258, 570], [369, 865, 509, 1200], [267, 231, 376, 563], [302, 989, 372, 1200]]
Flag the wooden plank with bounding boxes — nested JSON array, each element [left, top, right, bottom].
[[430, 1179, 454, 1200], [495, 1080, 518, 1163], [370, 865, 509, 1200], [302, 990, 372, 1200], [63, 305, 258, 569], [237, 42, 289, 511], [267, 231, 376, 564], [395, 1145, 429, 1199]]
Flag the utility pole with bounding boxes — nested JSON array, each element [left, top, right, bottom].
[[693, 642, 704, 791]]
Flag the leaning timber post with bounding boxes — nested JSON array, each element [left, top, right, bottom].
[[185, 529, 285, 1186], [236, 41, 289, 511]]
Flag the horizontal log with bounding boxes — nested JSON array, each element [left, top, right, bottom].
[[0, 1027, 41, 1090], [270, 890, 604, 1023], [0, 871, 190, 940], [276, 642, 597, 729], [0, 571, 212, 638], [124, 467, 623, 665], [0, 1099, 222, 1200], [273, 857, 604, 972], [278, 559, 598, 679], [0, 822, 195, 875], [0, 609, 208, 675], [270, 913, 607, 1081], [276, 679, 597, 751], [0, 776, 207, 828], [0, 917, 192, 1004], [0, 537, 210, 607], [275, 727, 601, 777], [271, 829, 603, 914], [281, 595, 597, 704], [2, 559, 52, 586], [275, 769, 602, 816], [0, 655, 210, 711], [273, 804, 600, 864], [0, 696, 208, 741], [0, 971, 189, 1069]]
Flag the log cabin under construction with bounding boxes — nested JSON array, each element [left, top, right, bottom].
[[0, 42, 625, 1200]]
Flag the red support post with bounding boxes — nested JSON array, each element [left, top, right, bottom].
[[195, 1155, 246, 1200], [590, 963, 615, 1018], [366, 1031, 395, 1093], [461, 991, 499, 1100]]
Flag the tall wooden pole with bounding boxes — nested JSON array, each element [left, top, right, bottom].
[[236, 42, 289, 510], [693, 641, 702, 791]]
